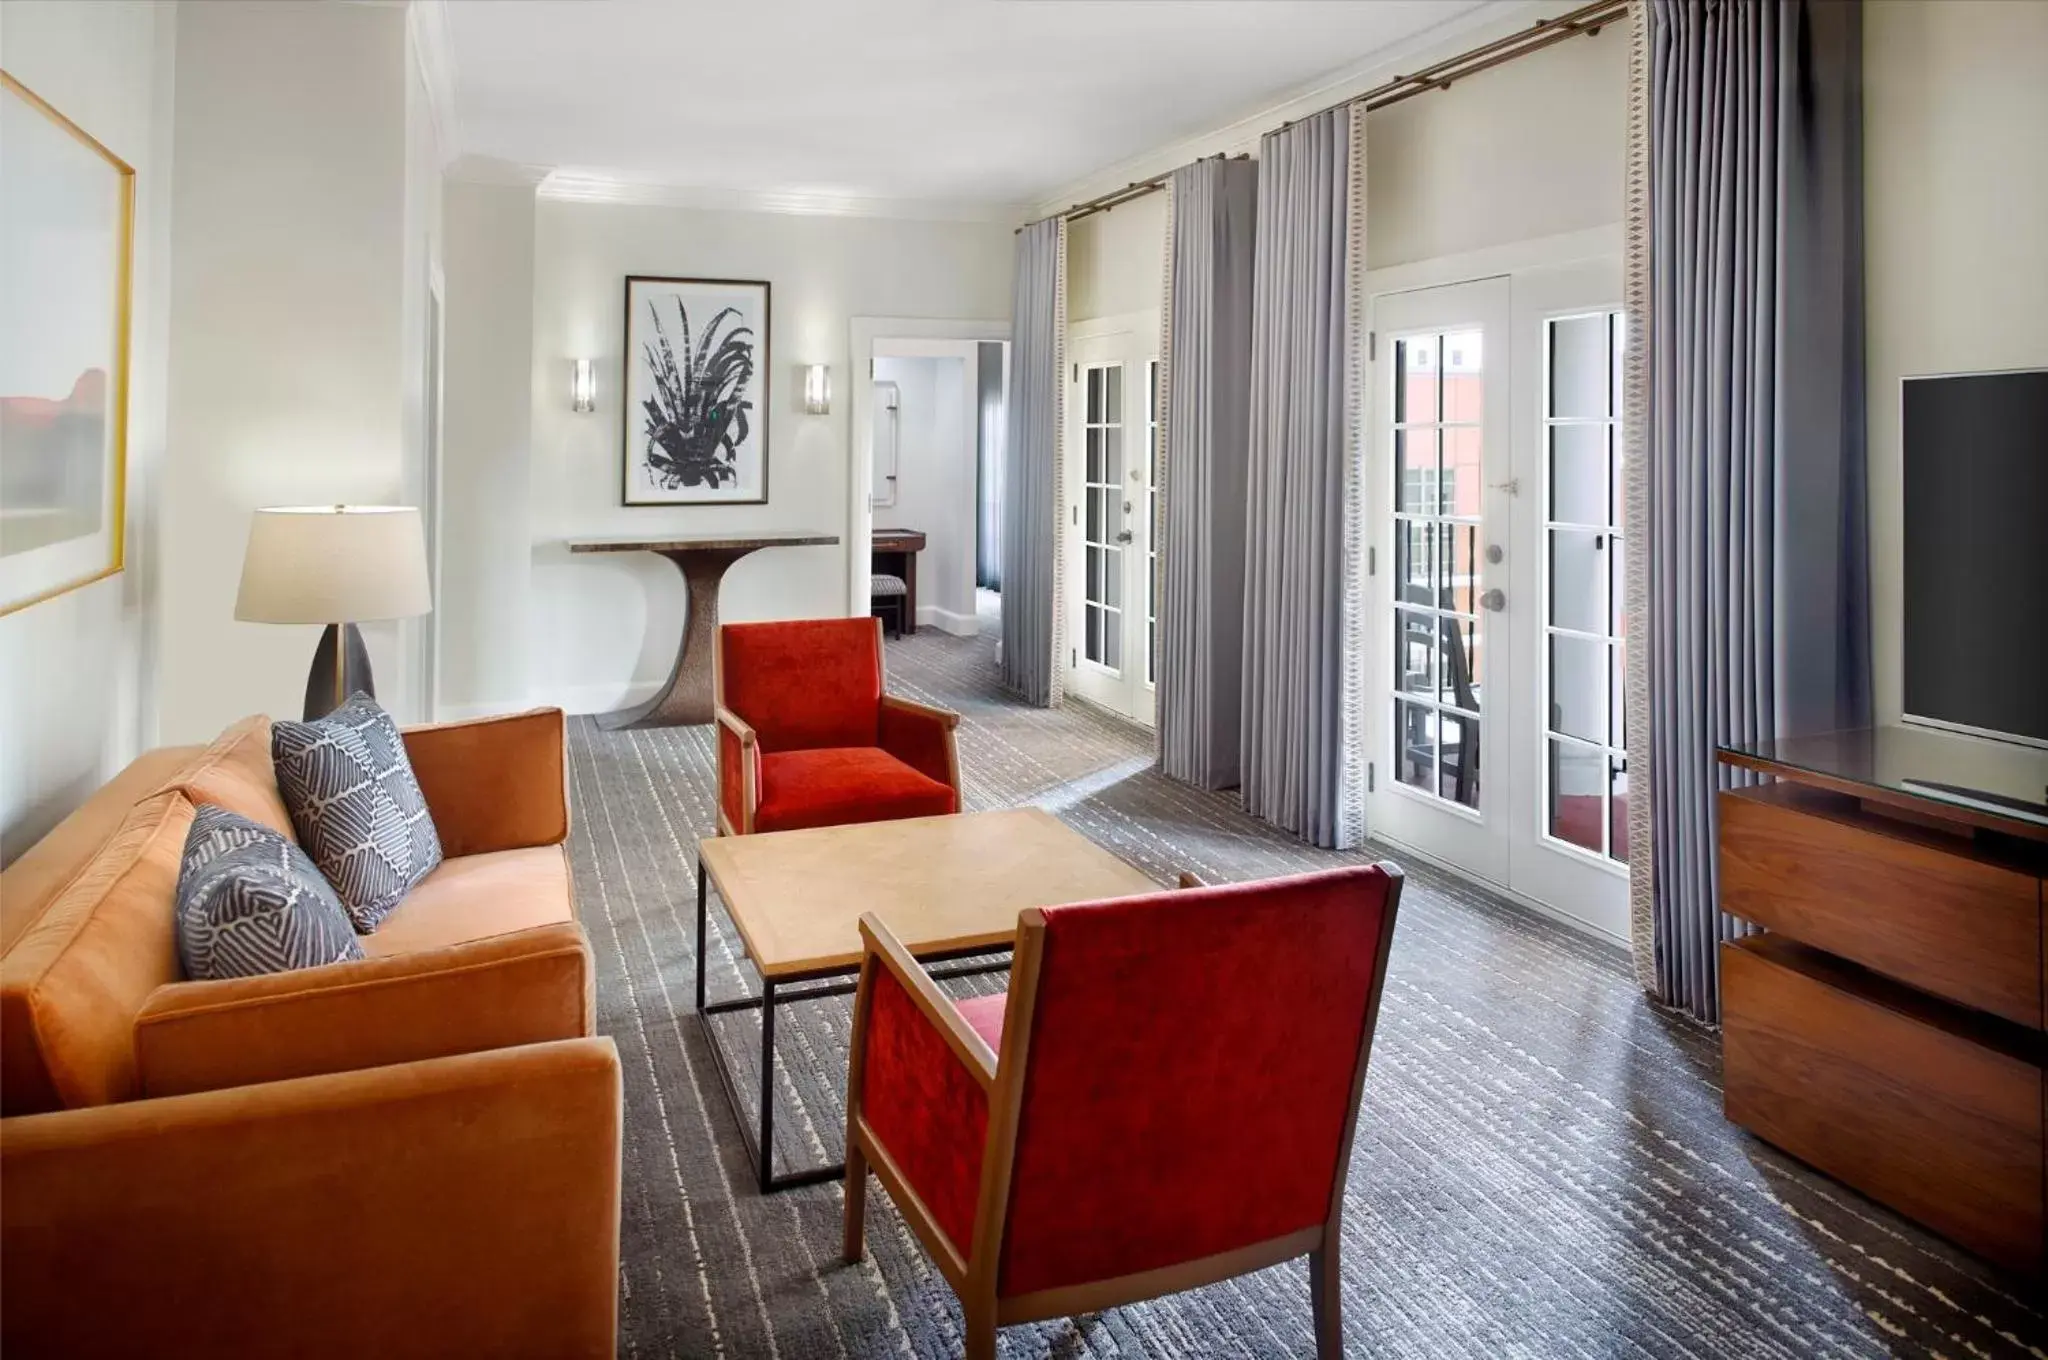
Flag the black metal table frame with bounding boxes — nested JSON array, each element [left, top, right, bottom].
[[694, 860, 1015, 1194]]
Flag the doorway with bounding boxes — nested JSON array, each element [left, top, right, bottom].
[[849, 319, 1009, 640], [1062, 312, 1159, 725], [1365, 262, 1626, 939]]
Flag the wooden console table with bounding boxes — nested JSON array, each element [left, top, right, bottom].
[[1716, 727, 2048, 1275], [871, 528, 925, 635], [567, 531, 839, 729]]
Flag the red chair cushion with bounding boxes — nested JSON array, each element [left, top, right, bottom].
[[719, 619, 883, 752], [955, 993, 1007, 1053], [754, 748, 956, 834], [998, 866, 1394, 1297]]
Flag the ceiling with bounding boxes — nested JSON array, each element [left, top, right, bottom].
[[439, 0, 1495, 210]]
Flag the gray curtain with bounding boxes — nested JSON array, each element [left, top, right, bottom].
[[1158, 158, 1258, 790], [1241, 110, 1357, 847], [1001, 220, 1062, 705], [1635, 0, 1870, 1022]]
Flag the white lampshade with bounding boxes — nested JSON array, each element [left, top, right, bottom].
[[234, 506, 432, 624]]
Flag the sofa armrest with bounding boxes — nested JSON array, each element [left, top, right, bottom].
[[715, 704, 759, 835], [2, 1038, 621, 1359], [134, 922, 593, 1098], [878, 694, 961, 798], [402, 708, 567, 857]]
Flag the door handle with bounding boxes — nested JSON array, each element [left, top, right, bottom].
[[1116, 530, 1134, 544], [1490, 478, 1520, 496], [1480, 588, 1506, 612]]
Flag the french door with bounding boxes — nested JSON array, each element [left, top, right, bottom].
[[1367, 266, 1627, 940], [1063, 319, 1157, 725]]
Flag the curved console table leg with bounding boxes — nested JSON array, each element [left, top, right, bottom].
[[597, 547, 753, 730]]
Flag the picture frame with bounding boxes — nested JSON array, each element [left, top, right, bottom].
[[621, 274, 771, 506], [0, 70, 136, 616]]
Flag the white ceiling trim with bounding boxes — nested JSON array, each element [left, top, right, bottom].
[[535, 172, 1030, 226], [1029, 0, 1535, 217]]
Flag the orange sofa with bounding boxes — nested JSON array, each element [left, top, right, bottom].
[[0, 709, 621, 1359]]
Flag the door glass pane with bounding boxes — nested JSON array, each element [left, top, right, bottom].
[[1395, 336, 1439, 424], [1395, 429, 1440, 514], [1549, 424, 1608, 526], [1442, 331, 1483, 423], [1548, 530, 1606, 634], [1441, 426, 1482, 518], [1548, 739, 1604, 853], [1396, 701, 1435, 792], [1440, 616, 1480, 713], [1080, 362, 1124, 675], [1609, 757, 1630, 862], [1396, 609, 1434, 696], [1610, 641, 1626, 746], [1438, 522, 1478, 613], [1549, 632, 1605, 744], [1396, 520, 1434, 603], [1440, 712, 1480, 809], [1550, 314, 1609, 419]]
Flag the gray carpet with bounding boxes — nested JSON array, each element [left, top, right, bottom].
[[566, 623, 2045, 1359]]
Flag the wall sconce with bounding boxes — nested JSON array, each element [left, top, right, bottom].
[[571, 358, 595, 413], [803, 363, 831, 415]]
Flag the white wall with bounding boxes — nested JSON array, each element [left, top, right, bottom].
[[1864, 0, 2048, 726], [438, 177, 537, 717], [0, 0, 176, 860], [157, 0, 415, 741], [1068, 191, 1168, 324], [873, 352, 976, 632], [513, 198, 1011, 714]]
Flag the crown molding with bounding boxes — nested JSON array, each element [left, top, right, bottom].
[[408, 0, 464, 167], [535, 172, 1030, 226], [445, 154, 551, 188], [1029, 0, 1539, 218]]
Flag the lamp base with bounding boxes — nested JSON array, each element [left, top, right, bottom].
[[304, 622, 375, 721]]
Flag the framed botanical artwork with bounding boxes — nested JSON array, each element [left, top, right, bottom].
[[621, 274, 770, 506], [0, 71, 135, 615]]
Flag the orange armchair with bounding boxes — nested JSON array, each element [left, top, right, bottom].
[[714, 616, 961, 836], [843, 863, 1403, 1360]]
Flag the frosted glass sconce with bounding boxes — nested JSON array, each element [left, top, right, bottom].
[[803, 364, 830, 415], [572, 358, 595, 413]]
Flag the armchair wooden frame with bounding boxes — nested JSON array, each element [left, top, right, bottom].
[[711, 616, 962, 838], [844, 864, 1405, 1360]]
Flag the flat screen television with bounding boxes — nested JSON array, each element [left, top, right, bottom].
[[1902, 368, 2048, 749]]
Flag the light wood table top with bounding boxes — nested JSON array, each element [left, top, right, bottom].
[[697, 808, 1159, 980]]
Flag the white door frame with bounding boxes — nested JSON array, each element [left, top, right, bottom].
[[1062, 310, 1158, 725], [848, 317, 1008, 626]]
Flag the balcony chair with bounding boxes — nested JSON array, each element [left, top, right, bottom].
[[843, 863, 1404, 1360]]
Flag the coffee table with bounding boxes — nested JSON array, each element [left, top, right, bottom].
[[694, 808, 1158, 1192]]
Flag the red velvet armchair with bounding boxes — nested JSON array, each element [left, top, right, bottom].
[[714, 617, 962, 837], [843, 863, 1404, 1360]]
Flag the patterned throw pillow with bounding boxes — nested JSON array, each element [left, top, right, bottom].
[[176, 804, 365, 980], [271, 693, 444, 932]]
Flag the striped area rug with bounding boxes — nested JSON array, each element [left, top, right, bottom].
[[567, 624, 2045, 1359]]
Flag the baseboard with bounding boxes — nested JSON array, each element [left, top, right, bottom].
[[528, 681, 663, 716], [916, 606, 979, 637], [1367, 832, 1631, 949]]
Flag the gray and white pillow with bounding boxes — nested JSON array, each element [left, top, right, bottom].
[[176, 804, 365, 980], [271, 693, 443, 932]]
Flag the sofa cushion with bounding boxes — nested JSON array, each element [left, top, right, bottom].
[[0, 744, 202, 957], [754, 747, 956, 834], [175, 806, 364, 981], [360, 846, 574, 959], [157, 715, 294, 838], [0, 792, 191, 1115], [272, 694, 444, 932]]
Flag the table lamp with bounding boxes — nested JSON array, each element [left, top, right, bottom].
[[235, 505, 432, 720]]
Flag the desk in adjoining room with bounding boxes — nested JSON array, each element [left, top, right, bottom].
[[871, 528, 925, 635]]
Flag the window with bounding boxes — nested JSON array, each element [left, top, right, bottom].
[[1542, 311, 1627, 863], [1080, 364, 1124, 671]]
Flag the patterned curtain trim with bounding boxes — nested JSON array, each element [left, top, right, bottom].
[[1334, 101, 1371, 852], [1621, 0, 1658, 992], [1154, 179, 1176, 757], [1047, 218, 1070, 707]]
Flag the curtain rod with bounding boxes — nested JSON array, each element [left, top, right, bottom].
[[1024, 0, 1628, 233]]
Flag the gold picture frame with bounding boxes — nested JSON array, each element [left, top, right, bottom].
[[0, 69, 135, 616]]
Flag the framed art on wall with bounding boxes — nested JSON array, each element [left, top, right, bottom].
[[0, 71, 135, 616], [622, 274, 770, 506]]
